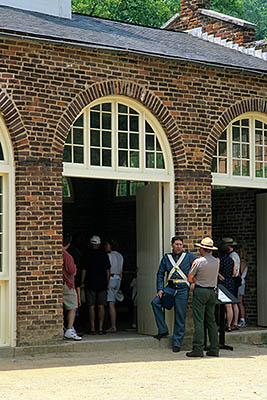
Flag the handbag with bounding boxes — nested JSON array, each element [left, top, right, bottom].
[[161, 291, 176, 310]]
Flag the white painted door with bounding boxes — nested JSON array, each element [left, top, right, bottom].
[[256, 193, 267, 326], [136, 183, 162, 335]]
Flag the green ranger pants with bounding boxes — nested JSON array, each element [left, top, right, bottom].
[[192, 287, 219, 352]]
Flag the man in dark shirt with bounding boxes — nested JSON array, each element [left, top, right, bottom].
[[81, 235, 111, 334]]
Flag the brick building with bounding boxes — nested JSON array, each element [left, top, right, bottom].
[[0, 0, 266, 347]]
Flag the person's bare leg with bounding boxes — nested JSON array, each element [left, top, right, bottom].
[[238, 295, 245, 319], [98, 305, 105, 331], [225, 304, 233, 329], [232, 304, 239, 326], [89, 305, 95, 332], [108, 301, 117, 330], [67, 309, 76, 330]]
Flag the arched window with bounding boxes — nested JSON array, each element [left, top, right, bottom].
[[212, 114, 267, 188], [63, 96, 172, 182]]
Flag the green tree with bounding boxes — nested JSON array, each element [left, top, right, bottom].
[[72, 0, 266, 39]]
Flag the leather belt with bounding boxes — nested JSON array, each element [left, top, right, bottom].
[[195, 285, 215, 289]]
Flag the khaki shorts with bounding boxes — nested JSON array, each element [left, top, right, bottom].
[[85, 289, 107, 306], [63, 283, 78, 310]]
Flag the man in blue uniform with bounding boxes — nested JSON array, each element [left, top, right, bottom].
[[151, 236, 196, 352]]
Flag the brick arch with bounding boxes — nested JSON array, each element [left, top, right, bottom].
[[204, 98, 267, 168], [0, 91, 29, 154], [53, 80, 185, 169]]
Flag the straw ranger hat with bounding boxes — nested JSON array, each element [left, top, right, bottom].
[[195, 237, 218, 250]]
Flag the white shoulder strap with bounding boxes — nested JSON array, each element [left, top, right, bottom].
[[166, 252, 188, 283]]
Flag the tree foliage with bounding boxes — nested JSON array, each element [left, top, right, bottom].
[[71, 0, 266, 39]]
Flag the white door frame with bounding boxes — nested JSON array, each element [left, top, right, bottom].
[[0, 115, 16, 347]]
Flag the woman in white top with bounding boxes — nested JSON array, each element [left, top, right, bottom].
[[105, 239, 123, 333]]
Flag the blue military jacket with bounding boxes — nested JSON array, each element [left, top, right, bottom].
[[156, 251, 197, 291]]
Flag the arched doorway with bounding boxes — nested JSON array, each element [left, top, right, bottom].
[[0, 115, 15, 346], [62, 95, 175, 335], [211, 112, 267, 326]]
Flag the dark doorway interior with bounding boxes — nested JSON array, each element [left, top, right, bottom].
[[212, 186, 267, 326], [63, 177, 138, 332]]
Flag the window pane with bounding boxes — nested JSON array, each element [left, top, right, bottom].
[[211, 158, 217, 173], [220, 130, 226, 140], [74, 147, 83, 163], [146, 135, 154, 150], [118, 104, 127, 113], [0, 255, 2, 273], [219, 142, 227, 156], [242, 144, 249, 158], [102, 131, 111, 148], [255, 130, 262, 145], [145, 121, 154, 133], [74, 115, 83, 126], [63, 146, 71, 162], [130, 133, 139, 149], [241, 128, 249, 142], [0, 177, 2, 193], [156, 138, 162, 151], [156, 153, 165, 169], [242, 160, 249, 176], [102, 113, 111, 130], [232, 120, 240, 127], [265, 164, 267, 178], [0, 234, 2, 252], [0, 143, 4, 160], [119, 150, 128, 167], [91, 105, 100, 111], [0, 215, 2, 232], [233, 143, 240, 158], [256, 162, 263, 177], [118, 114, 128, 131], [130, 151, 139, 168], [232, 160, 240, 176], [90, 111, 100, 129], [66, 131, 71, 144], [129, 107, 138, 115], [242, 119, 249, 127], [255, 120, 262, 129], [73, 128, 83, 145], [264, 131, 267, 146], [130, 182, 137, 196], [146, 152, 154, 168], [102, 103, 111, 112], [91, 130, 100, 147], [102, 149, 111, 167], [119, 132, 128, 149], [255, 146, 263, 161], [218, 158, 227, 173], [91, 148, 100, 165], [130, 116, 139, 132], [232, 127, 240, 142]]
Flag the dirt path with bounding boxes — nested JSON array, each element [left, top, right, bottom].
[[1, 343, 266, 400]]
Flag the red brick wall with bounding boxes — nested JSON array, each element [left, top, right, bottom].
[[0, 37, 266, 344]]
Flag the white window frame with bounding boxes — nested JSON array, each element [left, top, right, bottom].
[[212, 113, 267, 189], [0, 114, 15, 347], [63, 95, 173, 183]]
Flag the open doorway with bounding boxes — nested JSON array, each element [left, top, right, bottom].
[[63, 177, 173, 336], [212, 186, 267, 327]]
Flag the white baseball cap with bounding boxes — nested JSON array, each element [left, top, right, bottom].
[[90, 235, 101, 244]]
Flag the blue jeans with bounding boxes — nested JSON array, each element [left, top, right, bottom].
[[151, 285, 189, 348]]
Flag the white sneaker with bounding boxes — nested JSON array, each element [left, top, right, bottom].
[[238, 321, 246, 328], [64, 329, 82, 341]]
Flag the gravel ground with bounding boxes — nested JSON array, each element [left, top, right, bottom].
[[0, 343, 267, 400]]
